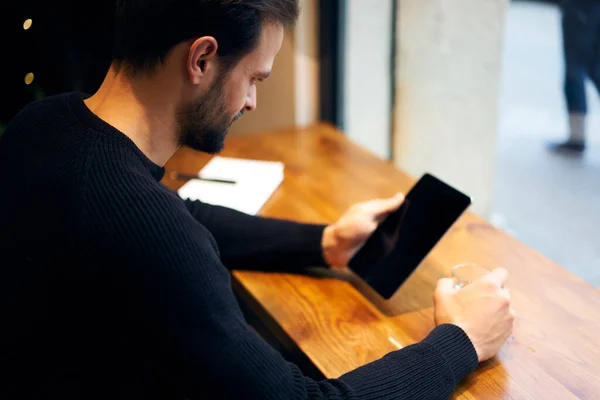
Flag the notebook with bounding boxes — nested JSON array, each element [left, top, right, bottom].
[[177, 156, 285, 215]]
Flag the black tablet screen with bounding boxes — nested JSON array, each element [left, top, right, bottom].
[[348, 173, 471, 299]]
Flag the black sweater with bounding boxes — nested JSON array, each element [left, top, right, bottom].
[[0, 93, 478, 399]]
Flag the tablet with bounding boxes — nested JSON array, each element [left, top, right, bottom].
[[348, 173, 472, 299]]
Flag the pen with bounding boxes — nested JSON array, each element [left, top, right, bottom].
[[169, 171, 236, 185]]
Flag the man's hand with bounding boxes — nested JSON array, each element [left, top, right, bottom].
[[434, 268, 516, 362], [321, 193, 404, 268]]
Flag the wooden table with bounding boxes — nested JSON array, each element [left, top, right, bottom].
[[164, 123, 600, 399]]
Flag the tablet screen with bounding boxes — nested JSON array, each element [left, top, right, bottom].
[[348, 173, 471, 299]]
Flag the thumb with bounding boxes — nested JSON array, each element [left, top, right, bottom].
[[369, 193, 404, 219], [482, 267, 509, 288], [386, 192, 405, 210], [436, 277, 457, 295]]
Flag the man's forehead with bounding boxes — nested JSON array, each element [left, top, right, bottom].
[[241, 52, 274, 78], [243, 24, 283, 72]]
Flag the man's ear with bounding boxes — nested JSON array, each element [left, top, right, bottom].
[[187, 36, 218, 85]]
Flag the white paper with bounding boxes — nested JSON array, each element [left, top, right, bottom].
[[177, 156, 284, 215]]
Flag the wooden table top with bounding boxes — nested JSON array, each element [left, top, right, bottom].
[[164, 123, 600, 399]]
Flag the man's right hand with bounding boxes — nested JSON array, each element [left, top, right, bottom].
[[434, 268, 515, 362]]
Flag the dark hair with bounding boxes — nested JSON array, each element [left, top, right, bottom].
[[113, 0, 299, 75]]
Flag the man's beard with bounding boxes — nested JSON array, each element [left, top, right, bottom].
[[176, 76, 241, 154]]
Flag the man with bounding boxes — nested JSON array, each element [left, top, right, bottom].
[[550, 0, 600, 153], [0, 1, 515, 398]]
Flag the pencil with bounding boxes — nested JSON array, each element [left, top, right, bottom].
[[169, 171, 236, 184]]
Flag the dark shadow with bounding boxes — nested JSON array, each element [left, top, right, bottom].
[[360, 259, 440, 317], [299, 259, 441, 317], [234, 255, 443, 319], [235, 288, 325, 380], [1, 2, 114, 125]]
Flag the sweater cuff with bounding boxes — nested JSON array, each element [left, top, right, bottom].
[[337, 324, 479, 399], [295, 223, 329, 268], [422, 324, 479, 384]]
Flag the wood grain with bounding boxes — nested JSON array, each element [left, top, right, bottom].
[[164, 123, 600, 399]]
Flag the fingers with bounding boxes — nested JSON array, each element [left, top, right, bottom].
[[483, 267, 509, 288], [360, 193, 404, 219]]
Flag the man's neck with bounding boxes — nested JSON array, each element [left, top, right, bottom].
[[84, 63, 181, 166]]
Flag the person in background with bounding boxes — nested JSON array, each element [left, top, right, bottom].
[[0, 1, 515, 398], [550, 0, 600, 153]]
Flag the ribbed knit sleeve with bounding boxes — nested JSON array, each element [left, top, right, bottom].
[[182, 197, 328, 270]]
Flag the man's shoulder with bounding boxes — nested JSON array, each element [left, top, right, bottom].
[[78, 172, 225, 302], [0, 93, 96, 208], [0, 93, 91, 164], [7, 93, 73, 126], [82, 165, 180, 221], [81, 168, 217, 250]]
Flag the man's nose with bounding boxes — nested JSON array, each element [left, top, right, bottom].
[[245, 86, 257, 112]]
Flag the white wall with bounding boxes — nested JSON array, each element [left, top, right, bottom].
[[394, 0, 508, 216], [295, 0, 320, 127], [344, 0, 394, 159]]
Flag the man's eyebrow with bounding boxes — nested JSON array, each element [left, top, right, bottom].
[[256, 71, 271, 80]]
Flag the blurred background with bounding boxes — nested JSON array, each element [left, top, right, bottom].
[[1, 0, 598, 287]]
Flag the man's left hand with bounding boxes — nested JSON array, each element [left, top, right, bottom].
[[321, 193, 405, 268]]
